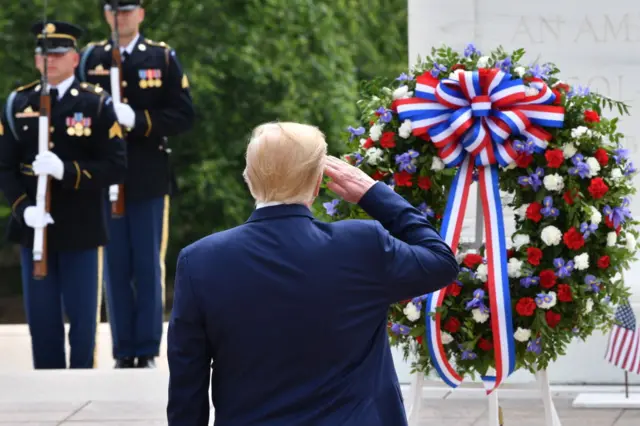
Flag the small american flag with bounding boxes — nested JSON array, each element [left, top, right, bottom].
[[604, 299, 640, 374]]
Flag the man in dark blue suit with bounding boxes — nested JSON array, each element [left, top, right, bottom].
[[167, 122, 459, 425]]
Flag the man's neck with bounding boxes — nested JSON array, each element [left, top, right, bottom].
[[47, 72, 74, 87], [118, 31, 140, 49]]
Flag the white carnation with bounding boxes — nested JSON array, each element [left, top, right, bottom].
[[512, 234, 530, 250], [392, 85, 413, 100], [508, 258, 524, 278], [607, 232, 617, 247], [514, 66, 526, 77], [477, 56, 491, 67], [562, 143, 578, 159], [442, 332, 454, 345], [586, 157, 601, 177], [472, 308, 490, 323], [573, 253, 590, 271], [359, 138, 369, 148], [369, 123, 383, 141], [364, 147, 384, 166], [431, 156, 445, 172], [541, 225, 562, 246], [589, 206, 602, 225], [514, 327, 532, 342], [571, 126, 592, 139], [585, 299, 594, 314], [403, 302, 421, 322], [475, 264, 488, 282], [543, 173, 565, 192], [611, 168, 623, 181], [626, 233, 637, 252], [537, 291, 557, 310], [398, 120, 412, 139], [515, 203, 530, 219]]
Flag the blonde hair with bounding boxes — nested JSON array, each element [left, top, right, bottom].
[[243, 122, 327, 205]]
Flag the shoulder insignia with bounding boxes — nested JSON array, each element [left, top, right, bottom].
[[109, 121, 123, 139], [86, 39, 108, 47], [181, 74, 189, 89], [0, 122, 4, 136], [15, 80, 39, 92], [80, 82, 104, 95], [145, 38, 171, 49]]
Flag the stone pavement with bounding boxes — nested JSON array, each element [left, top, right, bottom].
[[1, 370, 639, 426]]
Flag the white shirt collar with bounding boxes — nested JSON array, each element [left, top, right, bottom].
[[255, 201, 285, 209], [120, 33, 140, 56], [47, 74, 75, 100]]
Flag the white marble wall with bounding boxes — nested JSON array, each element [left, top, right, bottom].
[[405, 0, 640, 385]]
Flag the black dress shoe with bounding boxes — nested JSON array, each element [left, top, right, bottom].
[[114, 357, 135, 368], [136, 356, 157, 368]]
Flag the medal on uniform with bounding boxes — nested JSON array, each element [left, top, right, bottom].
[[66, 116, 76, 135], [66, 113, 92, 137], [83, 117, 92, 136], [139, 70, 148, 88]]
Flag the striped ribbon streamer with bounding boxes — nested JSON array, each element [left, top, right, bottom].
[[392, 67, 565, 393]]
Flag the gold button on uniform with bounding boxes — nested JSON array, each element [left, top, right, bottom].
[[122, 81, 127, 88]]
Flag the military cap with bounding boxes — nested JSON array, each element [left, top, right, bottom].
[[103, 0, 144, 11], [31, 20, 84, 54]]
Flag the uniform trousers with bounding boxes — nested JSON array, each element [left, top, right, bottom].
[[20, 246, 103, 369], [103, 195, 169, 359]]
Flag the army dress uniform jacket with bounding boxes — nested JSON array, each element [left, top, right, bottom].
[[77, 36, 195, 201], [0, 79, 127, 251]]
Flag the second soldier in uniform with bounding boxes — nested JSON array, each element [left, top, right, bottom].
[[0, 20, 127, 369], [77, 0, 195, 368]]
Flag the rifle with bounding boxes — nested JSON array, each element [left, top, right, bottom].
[[108, 0, 126, 217], [33, 0, 52, 279]]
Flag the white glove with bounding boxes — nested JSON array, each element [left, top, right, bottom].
[[33, 151, 64, 180], [114, 102, 135, 128], [23, 206, 54, 229]]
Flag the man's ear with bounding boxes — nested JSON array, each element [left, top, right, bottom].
[[313, 174, 322, 198]]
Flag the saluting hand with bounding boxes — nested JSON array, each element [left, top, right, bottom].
[[324, 155, 376, 204]]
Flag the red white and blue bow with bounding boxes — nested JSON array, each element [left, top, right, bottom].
[[392, 68, 565, 394]]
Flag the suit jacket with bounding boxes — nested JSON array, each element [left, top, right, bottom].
[[167, 182, 460, 426]]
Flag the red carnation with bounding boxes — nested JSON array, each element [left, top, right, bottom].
[[526, 202, 543, 222], [557, 284, 573, 302], [584, 110, 600, 123], [447, 282, 462, 297], [418, 176, 432, 191], [478, 338, 493, 351], [444, 317, 461, 333], [394, 171, 413, 187], [563, 189, 579, 205], [545, 311, 562, 328], [516, 298, 537, 317], [507, 249, 516, 258], [362, 138, 374, 149], [594, 148, 609, 166], [379, 132, 396, 149], [371, 170, 387, 181], [515, 153, 533, 168], [597, 255, 610, 269], [545, 149, 564, 168], [463, 254, 483, 268], [416, 335, 423, 345], [588, 177, 609, 199], [563, 227, 585, 250], [539, 270, 557, 289], [527, 247, 543, 266]]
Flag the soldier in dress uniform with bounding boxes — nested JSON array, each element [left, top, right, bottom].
[[0, 20, 127, 369], [77, 0, 195, 368]]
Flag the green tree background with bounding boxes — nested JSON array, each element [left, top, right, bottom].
[[0, 0, 408, 321]]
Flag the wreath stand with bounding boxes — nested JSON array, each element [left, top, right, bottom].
[[406, 185, 563, 426]]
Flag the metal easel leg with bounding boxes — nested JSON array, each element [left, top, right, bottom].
[[488, 390, 502, 425], [406, 373, 424, 426], [536, 369, 562, 426]]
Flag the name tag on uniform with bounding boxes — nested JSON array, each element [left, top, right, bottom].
[[139, 69, 163, 89], [66, 113, 92, 137], [15, 106, 39, 118], [88, 64, 110, 76]]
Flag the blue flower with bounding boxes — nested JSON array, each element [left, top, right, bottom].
[[323, 199, 340, 216], [580, 222, 598, 239], [347, 126, 365, 141], [396, 72, 413, 81], [613, 148, 630, 164], [351, 152, 363, 167], [553, 258, 574, 278], [431, 62, 447, 78], [390, 323, 411, 336], [527, 337, 542, 355], [567, 85, 590, 98], [376, 107, 393, 123], [514, 139, 536, 156], [520, 276, 540, 288], [518, 167, 544, 191], [395, 149, 419, 173], [624, 162, 637, 176], [417, 202, 435, 218], [585, 275, 600, 293], [461, 350, 477, 360], [496, 57, 512, 72], [464, 43, 480, 57], [465, 289, 486, 311], [568, 155, 591, 179], [541, 196, 559, 218], [528, 63, 552, 80]]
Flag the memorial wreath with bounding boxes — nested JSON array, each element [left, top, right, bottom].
[[321, 44, 639, 391]]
